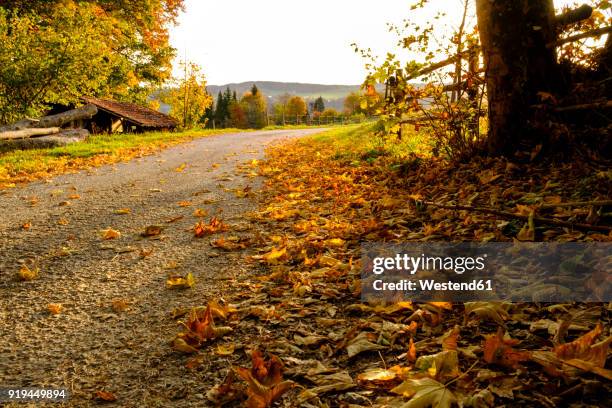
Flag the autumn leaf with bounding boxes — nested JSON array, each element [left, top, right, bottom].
[[173, 302, 233, 352], [166, 272, 195, 289], [357, 367, 403, 389], [391, 377, 456, 408], [178, 200, 192, 207], [47, 303, 63, 315], [18, 265, 39, 281], [101, 228, 121, 240], [193, 208, 208, 217], [262, 247, 288, 264], [94, 390, 117, 402], [464, 302, 509, 326], [408, 337, 417, 362], [554, 323, 611, 367], [441, 325, 460, 351], [194, 217, 229, 237], [111, 299, 129, 313], [114, 208, 131, 215], [234, 350, 294, 408], [483, 328, 531, 369], [207, 371, 244, 405], [141, 225, 163, 237]]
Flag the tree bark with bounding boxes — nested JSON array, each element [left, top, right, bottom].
[[0, 129, 89, 152], [34, 104, 97, 128], [0, 118, 40, 132], [476, 0, 560, 156], [0, 127, 60, 140]]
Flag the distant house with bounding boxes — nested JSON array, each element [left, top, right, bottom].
[[79, 97, 178, 134]]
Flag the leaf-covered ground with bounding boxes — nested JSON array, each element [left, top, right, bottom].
[[176, 125, 611, 407]]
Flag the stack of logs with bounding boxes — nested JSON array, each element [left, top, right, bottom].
[[0, 104, 98, 152]]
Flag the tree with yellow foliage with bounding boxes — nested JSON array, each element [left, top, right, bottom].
[[161, 61, 212, 129]]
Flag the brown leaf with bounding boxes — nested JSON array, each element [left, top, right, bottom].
[[483, 328, 531, 369], [554, 323, 611, 367], [142, 225, 163, 237], [234, 350, 293, 408], [95, 390, 117, 402]]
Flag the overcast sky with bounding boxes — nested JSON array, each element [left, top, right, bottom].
[[169, 0, 583, 86]]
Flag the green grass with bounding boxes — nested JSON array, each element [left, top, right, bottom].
[[0, 128, 246, 186], [305, 122, 431, 161]]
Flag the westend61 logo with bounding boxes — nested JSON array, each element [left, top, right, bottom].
[[372, 254, 487, 275], [361, 242, 611, 302]]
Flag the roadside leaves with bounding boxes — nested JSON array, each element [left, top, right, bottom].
[[234, 350, 294, 408], [18, 265, 39, 281], [194, 217, 229, 237], [166, 272, 195, 289], [94, 391, 117, 402], [141, 225, 163, 237], [173, 301, 233, 352], [101, 228, 121, 240], [47, 303, 63, 315], [167, 128, 611, 405]]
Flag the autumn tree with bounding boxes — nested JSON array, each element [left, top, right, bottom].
[[344, 92, 362, 115], [0, 6, 115, 123], [286, 96, 308, 122], [0, 0, 184, 124], [160, 61, 212, 129], [240, 87, 267, 128]]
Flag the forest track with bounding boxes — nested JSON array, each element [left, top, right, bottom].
[[0, 128, 324, 407]]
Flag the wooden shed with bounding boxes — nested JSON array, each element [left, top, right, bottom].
[[81, 97, 178, 134]]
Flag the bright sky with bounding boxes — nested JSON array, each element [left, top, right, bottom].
[[169, 0, 583, 86]]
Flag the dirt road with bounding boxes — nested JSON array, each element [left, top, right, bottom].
[[0, 129, 323, 407]]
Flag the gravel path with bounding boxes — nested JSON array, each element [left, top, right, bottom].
[[0, 129, 323, 407]]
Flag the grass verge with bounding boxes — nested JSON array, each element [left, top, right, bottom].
[[0, 128, 247, 188]]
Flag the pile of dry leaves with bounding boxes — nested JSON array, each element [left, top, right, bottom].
[[172, 133, 611, 407]]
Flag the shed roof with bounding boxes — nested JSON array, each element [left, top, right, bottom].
[[82, 97, 178, 128]]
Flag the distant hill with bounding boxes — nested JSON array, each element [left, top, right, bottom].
[[206, 81, 383, 111]]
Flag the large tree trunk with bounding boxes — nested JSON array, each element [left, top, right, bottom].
[[0, 129, 89, 153], [0, 104, 98, 132], [34, 104, 97, 128], [476, 0, 561, 156], [0, 127, 60, 140]]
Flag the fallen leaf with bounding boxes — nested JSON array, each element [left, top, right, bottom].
[[18, 265, 39, 281], [47, 303, 62, 315], [483, 328, 531, 369], [234, 350, 294, 408], [346, 331, 386, 358], [142, 225, 163, 237], [554, 323, 611, 367], [166, 273, 195, 289], [94, 391, 117, 402], [102, 228, 121, 240], [114, 208, 131, 215], [391, 377, 456, 408], [194, 217, 229, 237]]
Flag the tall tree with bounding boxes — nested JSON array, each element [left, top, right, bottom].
[[475, 0, 561, 155], [160, 61, 212, 129], [313, 96, 325, 113], [240, 89, 267, 129], [286, 96, 307, 119]]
